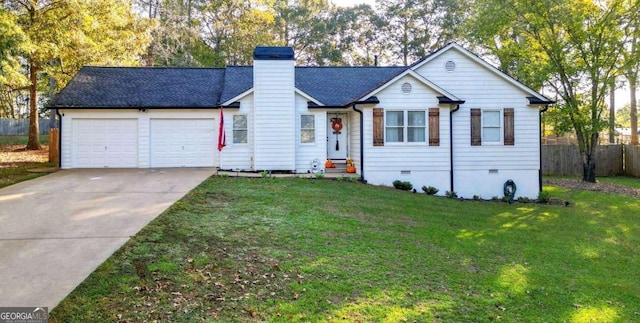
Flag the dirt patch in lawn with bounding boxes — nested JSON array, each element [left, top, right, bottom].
[[0, 144, 48, 166], [545, 178, 640, 198]]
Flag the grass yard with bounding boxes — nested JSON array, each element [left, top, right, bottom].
[[0, 135, 53, 189], [50, 177, 639, 322]]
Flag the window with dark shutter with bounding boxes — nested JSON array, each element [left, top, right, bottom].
[[373, 108, 384, 146], [504, 108, 514, 145], [429, 108, 440, 146], [471, 109, 481, 146]]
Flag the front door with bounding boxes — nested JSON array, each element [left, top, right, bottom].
[[327, 113, 348, 160]]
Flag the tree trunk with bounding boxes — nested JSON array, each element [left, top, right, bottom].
[[582, 151, 597, 182], [609, 82, 615, 143], [630, 74, 638, 145], [581, 133, 598, 182], [26, 61, 41, 150]]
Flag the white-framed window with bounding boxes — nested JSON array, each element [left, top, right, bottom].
[[385, 110, 426, 143], [233, 114, 248, 144], [482, 110, 501, 143], [471, 108, 514, 146], [300, 114, 315, 143]]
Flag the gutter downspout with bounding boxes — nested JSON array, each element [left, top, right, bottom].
[[539, 105, 550, 192], [56, 109, 62, 168], [352, 104, 365, 182], [449, 104, 461, 193]]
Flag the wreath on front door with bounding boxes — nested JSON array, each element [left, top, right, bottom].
[[331, 118, 343, 132]]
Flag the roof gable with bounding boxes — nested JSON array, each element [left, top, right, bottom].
[[359, 69, 462, 103], [411, 43, 552, 104]]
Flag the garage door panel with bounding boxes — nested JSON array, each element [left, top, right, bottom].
[[150, 119, 216, 168], [72, 119, 138, 168]]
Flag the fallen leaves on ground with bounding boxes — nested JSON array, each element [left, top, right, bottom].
[[545, 178, 640, 197], [0, 145, 48, 166]]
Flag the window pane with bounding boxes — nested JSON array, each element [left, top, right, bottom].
[[301, 130, 314, 143], [408, 127, 425, 142], [233, 130, 247, 143], [408, 111, 425, 126], [483, 111, 500, 126], [483, 128, 500, 142], [386, 111, 404, 126], [386, 127, 403, 142], [300, 115, 314, 143], [233, 115, 247, 128], [301, 115, 314, 129], [233, 115, 247, 144]]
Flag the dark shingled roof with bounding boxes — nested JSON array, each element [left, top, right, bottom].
[[295, 66, 407, 106], [50, 65, 409, 109], [219, 66, 253, 104], [51, 67, 225, 108]]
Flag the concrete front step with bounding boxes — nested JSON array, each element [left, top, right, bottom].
[[324, 162, 356, 174]]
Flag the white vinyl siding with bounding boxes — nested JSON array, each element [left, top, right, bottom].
[[294, 94, 325, 173], [253, 59, 296, 170], [348, 110, 361, 173], [362, 74, 450, 193], [414, 49, 539, 171], [414, 46, 540, 198], [219, 95, 254, 171]]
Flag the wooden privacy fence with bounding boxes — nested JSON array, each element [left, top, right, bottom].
[[626, 145, 640, 177], [542, 145, 624, 176], [48, 128, 59, 164]]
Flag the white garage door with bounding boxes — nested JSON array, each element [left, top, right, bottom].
[[150, 119, 216, 167], [73, 119, 138, 168]]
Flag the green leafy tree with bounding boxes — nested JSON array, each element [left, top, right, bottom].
[[0, 8, 28, 119], [378, 0, 468, 66], [3, 0, 152, 150], [200, 1, 278, 66], [136, 0, 207, 66], [328, 4, 388, 65], [622, 1, 640, 145], [270, 0, 333, 65], [616, 104, 633, 128], [467, 0, 637, 182]]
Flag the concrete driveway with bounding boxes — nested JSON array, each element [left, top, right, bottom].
[[0, 168, 215, 309]]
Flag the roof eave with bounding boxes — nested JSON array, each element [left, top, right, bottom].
[[527, 96, 555, 105], [51, 105, 219, 109], [307, 96, 380, 109], [437, 96, 466, 105]]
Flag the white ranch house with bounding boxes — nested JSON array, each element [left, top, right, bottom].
[[49, 43, 552, 198]]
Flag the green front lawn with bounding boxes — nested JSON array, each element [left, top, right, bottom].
[[0, 135, 53, 189], [51, 177, 639, 322], [0, 163, 54, 189]]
